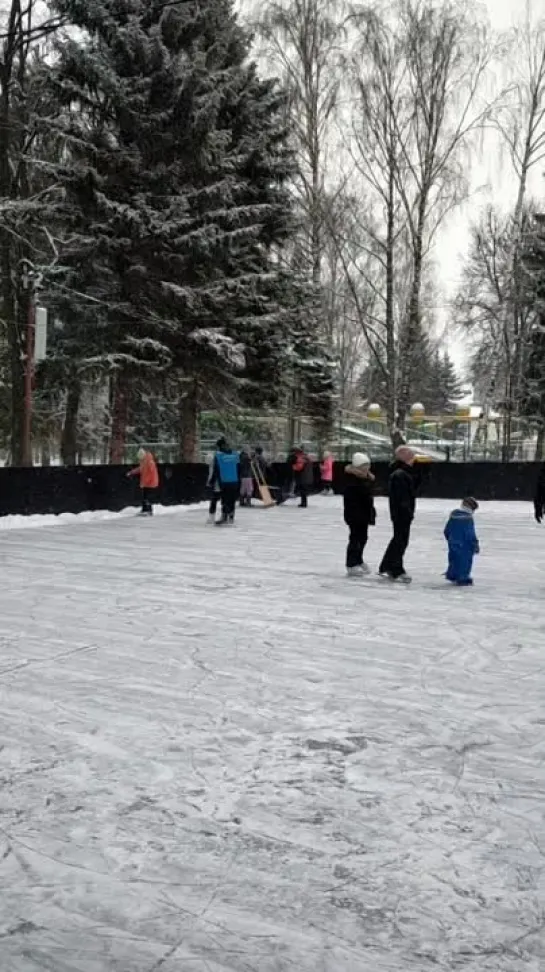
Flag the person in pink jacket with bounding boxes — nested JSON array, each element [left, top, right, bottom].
[[320, 451, 334, 494]]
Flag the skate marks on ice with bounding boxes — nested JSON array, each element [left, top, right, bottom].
[[0, 498, 544, 971]]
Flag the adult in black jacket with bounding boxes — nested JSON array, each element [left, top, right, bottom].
[[535, 464, 545, 523], [379, 446, 417, 582], [343, 453, 376, 576]]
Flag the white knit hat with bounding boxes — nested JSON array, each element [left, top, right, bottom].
[[352, 452, 370, 467]]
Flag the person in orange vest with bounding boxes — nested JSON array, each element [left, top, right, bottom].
[[128, 447, 159, 515]]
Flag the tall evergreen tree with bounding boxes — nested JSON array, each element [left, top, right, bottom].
[[44, 0, 328, 457], [362, 336, 461, 418]]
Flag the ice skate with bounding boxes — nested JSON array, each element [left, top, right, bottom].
[[346, 565, 364, 578], [378, 571, 411, 584], [207, 514, 216, 525]]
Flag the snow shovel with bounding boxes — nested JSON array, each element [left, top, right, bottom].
[[251, 459, 276, 508]]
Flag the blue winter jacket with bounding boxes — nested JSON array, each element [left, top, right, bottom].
[[213, 450, 240, 486], [444, 508, 480, 554]]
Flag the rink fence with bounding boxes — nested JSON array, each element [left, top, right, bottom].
[[0, 460, 540, 517]]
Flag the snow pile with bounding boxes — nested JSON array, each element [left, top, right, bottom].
[[0, 501, 206, 531]]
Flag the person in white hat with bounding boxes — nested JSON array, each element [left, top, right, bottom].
[[342, 452, 376, 577]]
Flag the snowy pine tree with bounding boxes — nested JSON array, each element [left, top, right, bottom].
[[44, 0, 321, 457], [362, 336, 461, 418]]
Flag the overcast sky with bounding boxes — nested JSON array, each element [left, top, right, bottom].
[[238, 0, 545, 375], [438, 0, 545, 368]]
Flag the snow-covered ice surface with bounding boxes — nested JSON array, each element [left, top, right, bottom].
[[0, 497, 544, 972]]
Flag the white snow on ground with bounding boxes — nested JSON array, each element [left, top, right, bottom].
[[0, 496, 544, 972], [0, 501, 206, 531]]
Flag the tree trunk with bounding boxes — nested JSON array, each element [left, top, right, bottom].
[[179, 381, 199, 462], [41, 442, 51, 466], [397, 195, 427, 428], [397, 256, 424, 427], [7, 294, 24, 467], [61, 381, 81, 465], [1, 19, 24, 466], [385, 144, 396, 431], [109, 374, 129, 464], [1, 231, 24, 466]]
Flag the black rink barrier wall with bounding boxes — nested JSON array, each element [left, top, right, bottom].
[[0, 460, 541, 518], [0, 463, 210, 517], [332, 461, 543, 502]]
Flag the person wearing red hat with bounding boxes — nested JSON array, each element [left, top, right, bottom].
[[379, 445, 417, 583]]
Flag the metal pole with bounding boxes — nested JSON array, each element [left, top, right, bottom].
[[22, 285, 35, 467]]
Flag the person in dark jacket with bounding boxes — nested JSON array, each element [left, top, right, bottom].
[[239, 447, 254, 506], [379, 445, 417, 583], [292, 447, 314, 508], [210, 438, 240, 525], [534, 464, 545, 523], [343, 452, 376, 577]]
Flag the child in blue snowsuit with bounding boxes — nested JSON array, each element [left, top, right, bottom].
[[444, 497, 480, 586]]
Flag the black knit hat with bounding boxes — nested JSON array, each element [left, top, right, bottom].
[[462, 496, 479, 511]]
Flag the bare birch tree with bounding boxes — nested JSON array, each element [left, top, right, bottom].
[[321, 188, 384, 416], [253, 0, 345, 289], [0, 0, 61, 462], [493, 5, 545, 454], [340, 6, 413, 428], [454, 206, 512, 405], [251, 0, 347, 437], [394, 0, 493, 426]]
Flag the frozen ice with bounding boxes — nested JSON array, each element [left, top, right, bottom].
[[0, 497, 544, 971]]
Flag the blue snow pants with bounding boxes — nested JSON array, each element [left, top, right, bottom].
[[446, 546, 474, 585]]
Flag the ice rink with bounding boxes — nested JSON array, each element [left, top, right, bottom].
[[0, 497, 544, 972]]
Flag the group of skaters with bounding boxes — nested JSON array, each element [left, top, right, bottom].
[[206, 439, 269, 525], [343, 445, 480, 586], [129, 441, 481, 585], [206, 439, 334, 523], [205, 438, 480, 584]]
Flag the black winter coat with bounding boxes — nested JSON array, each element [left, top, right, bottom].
[[293, 453, 314, 487], [239, 451, 253, 478], [343, 467, 376, 526], [388, 461, 416, 522]]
